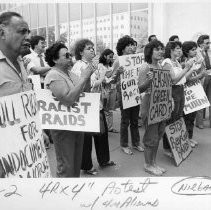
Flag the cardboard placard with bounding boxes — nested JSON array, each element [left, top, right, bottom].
[[148, 69, 172, 125], [184, 80, 210, 114], [0, 91, 51, 178], [37, 89, 100, 132], [165, 118, 192, 166], [119, 53, 144, 109]]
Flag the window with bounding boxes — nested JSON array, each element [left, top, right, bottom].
[[121, 15, 124, 20], [121, 25, 124, 29]]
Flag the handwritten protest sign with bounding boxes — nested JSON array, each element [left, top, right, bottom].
[[0, 91, 51, 178], [119, 53, 144, 109], [184, 80, 210, 114], [0, 177, 210, 210], [37, 89, 100, 132], [165, 117, 192, 166], [28, 75, 41, 91], [148, 69, 172, 125]]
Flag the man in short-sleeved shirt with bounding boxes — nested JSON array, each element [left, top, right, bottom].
[[24, 35, 51, 88], [0, 12, 32, 177]]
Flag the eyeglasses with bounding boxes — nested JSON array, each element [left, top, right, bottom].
[[65, 52, 72, 59]]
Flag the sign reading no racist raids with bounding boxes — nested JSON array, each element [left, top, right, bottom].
[[165, 117, 192, 166], [184, 80, 210, 114], [0, 90, 51, 178], [148, 69, 172, 125], [119, 53, 144, 109], [37, 89, 100, 132]]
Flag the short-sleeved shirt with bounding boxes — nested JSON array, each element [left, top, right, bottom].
[[162, 58, 186, 85], [23, 50, 49, 83], [0, 50, 32, 97], [44, 68, 79, 93]]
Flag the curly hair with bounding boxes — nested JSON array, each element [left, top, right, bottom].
[[164, 41, 182, 59], [144, 40, 164, 64], [45, 42, 67, 67], [116, 35, 134, 56], [99, 49, 114, 66], [74, 39, 94, 60], [182, 41, 197, 58]]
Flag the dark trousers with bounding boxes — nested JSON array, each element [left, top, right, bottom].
[[81, 110, 110, 170], [120, 105, 140, 147], [51, 130, 84, 177], [163, 85, 185, 149], [184, 111, 197, 139]]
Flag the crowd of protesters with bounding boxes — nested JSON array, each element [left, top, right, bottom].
[[0, 11, 211, 177]]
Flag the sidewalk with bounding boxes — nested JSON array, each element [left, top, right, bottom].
[[47, 110, 211, 177]]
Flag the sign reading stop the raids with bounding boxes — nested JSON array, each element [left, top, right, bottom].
[[184, 80, 210, 114], [165, 117, 192, 166], [148, 69, 172, 125], [119, 53, 144, 109], [37, 89, 100, 132], [0, 90, 51, 178]]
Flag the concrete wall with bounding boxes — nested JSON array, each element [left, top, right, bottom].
[[150, 2, 211, 44]]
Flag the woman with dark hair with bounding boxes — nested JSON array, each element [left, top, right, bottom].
[[113, 35, 144, 155], [98, 49, 118, 133], [182, 41, 207, 147], [162, 41, 195, 157], [138, 40, 166, 176], [72, 39, 115, 175], [44, 42, 94, 177]]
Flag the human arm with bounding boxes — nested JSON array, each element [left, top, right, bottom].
[[48, 64, 94, 106], [163, 60, 194, 85], [138, 64, 153, 93]]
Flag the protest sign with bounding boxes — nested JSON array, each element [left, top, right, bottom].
[[37, 89, 100, 132], [0, 91, 51, 178], [28, 75, 41, 91], [119, 53, 144, 109], [0, 177, 210, 210], [165, 117, 192, 166], [184, 80, 210, 114], [148, 69, 172, 125]]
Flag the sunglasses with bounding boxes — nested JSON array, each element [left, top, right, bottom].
[[65, 52, 72, 59]]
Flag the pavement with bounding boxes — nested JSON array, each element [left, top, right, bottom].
[[47, 109, 211, 177]]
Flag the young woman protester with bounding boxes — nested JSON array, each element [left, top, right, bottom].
[[162, 41, 195, 158], [44, 42, 94, 177], [98, 49, 118, 133], [182, 41, 207, 147], [113, 35, 144, 155], [138, 40, 167, 176], [72, 39, 115, 175]]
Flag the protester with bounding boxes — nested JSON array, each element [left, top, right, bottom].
[[44, 42, 94, 177], [0, 12, 32, 177], [72, 39, 115, 175], [138, 40, 166, 176], [113, 35, 144, 155], [148, 34, 157, 42], [162, 41, 195, 157], [24, 35, 51, 89], [182, 41, 207, 147], [169, 35, 179, 42], [195, 35, 211, 128], [98, 49, 118, 133]]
